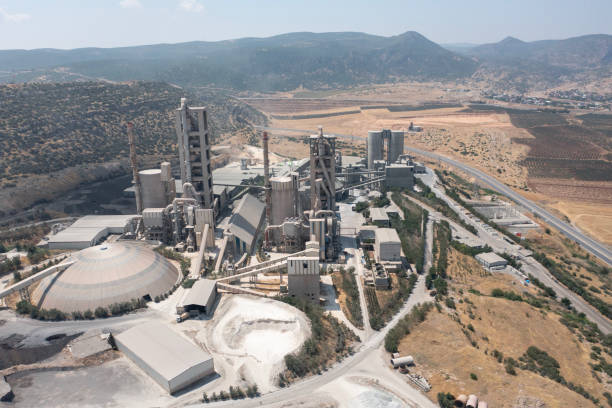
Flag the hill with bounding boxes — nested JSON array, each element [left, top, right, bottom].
[[467, 34, 612, 91], [0, 31, 478, 91], [0, 81, 266, 182]]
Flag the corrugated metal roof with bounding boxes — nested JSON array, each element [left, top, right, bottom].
[[49, 215, 137, 245], [228, 193, 265, 246], [475, 252, 507, 265], [114, 321, 212, 381], [375, 228, 401, 244], [182, 279, 216, 307]]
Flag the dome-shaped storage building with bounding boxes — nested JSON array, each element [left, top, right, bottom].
[[32, 242, 179, 313]]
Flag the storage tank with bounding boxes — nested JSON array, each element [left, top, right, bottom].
[[389, 131, 404, 163], [367, 131, 384, 170], [390, 355, 414, 368], [466, 395, 478, 408], [140, 169, 166, 209], [271, 176, 295, 225], [477, 402, 488, 408]]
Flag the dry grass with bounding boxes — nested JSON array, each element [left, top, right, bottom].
[[398, 250, 607, 407]]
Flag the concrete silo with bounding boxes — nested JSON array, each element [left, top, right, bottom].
[[389, 130, 404, 163], [367, 131, 384, 170], [140, 169, 166, 209], [270, 176, 295, 225]]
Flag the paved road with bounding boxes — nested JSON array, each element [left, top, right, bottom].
[[258, 126, 612, 267], [404, 146, 612, 267]]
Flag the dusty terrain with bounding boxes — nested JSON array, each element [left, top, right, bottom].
[[399, 249, 608, 407]]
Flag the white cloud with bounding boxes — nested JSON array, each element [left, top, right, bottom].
[[0, 8, 30, 23], [179, 0, 204, 13], [119, 0, 142, 9]]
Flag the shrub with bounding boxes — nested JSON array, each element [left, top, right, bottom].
[[470, 372, 478, 380]]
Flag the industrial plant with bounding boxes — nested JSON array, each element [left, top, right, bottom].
[[0, 97, 428, 399]]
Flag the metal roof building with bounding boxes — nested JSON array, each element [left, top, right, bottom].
[[227, 193, 265, 255], [178, 279, 217, 315], [375, 228, 402, 262], [475, 252, 508, 270], [32, 242, 179, 313], [370, 207, 390, 227], [47, 214, 137, 250], [114, 321, 214, 394]]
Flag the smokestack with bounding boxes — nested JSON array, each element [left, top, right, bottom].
[[263, 131, 272, 247], [127, 122, 143, 214]]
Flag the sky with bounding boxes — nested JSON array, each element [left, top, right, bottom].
[[0, 0, 610, 50]]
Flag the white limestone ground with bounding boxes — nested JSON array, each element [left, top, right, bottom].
[[199, 295, 310, 393]]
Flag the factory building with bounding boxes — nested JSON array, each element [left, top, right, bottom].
[[175, 98, 214, 209], [287, 256, 320, 301], [32, 242, 179, 313], [177, 279, 217, 315], [375, 228, 402, 262], [227, 193, 265, 255], [475, 252, 508, 270], [114, 321, 214, 394], [370, 207, 390, 227], [47, 214, 138, 250], [385, 163, 415, 189]]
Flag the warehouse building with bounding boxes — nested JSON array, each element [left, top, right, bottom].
[[114, 321, 214, 394], [475, 252, 508, 270], [287, 256, 320, 301], [375, 228, 401, 262], [370, 207, 390, 227], [177, 279, 217, 315], [385, 163, 414, 189], [47, 215, 138, 250]]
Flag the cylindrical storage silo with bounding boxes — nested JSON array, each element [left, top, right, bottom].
[[466, 395, 478, 408], [477, 402, 488, 408], [367, 131, 384, 170], [271, 176, 295, 225], [389, 131, 404, 163], [390, 356, 414, 368], [139, 169, 166, 209]]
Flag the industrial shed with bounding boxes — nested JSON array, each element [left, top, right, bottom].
[[114, 321, 214, 394], [475, 252, 508, 270], [370, 207, 390, 227], [47, 214, 137, 249], [178, 279, 217, 315], [227, 193, 265, 255], [375, 228, 401, 262]]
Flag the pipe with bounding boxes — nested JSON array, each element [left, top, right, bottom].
[[127, 123, 143, 214]]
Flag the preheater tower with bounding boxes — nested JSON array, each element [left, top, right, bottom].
[[175, 98, 213, 209], [309, 127, 336, 212]]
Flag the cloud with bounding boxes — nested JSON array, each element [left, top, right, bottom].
[[0, 8, 30, 23], [119, 0, 142, 9], [179, 0, 204, 13]]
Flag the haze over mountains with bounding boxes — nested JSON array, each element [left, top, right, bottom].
[[0, 31, 610, 92]]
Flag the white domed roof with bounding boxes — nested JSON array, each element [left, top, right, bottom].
[[32, 242, 179, 313]]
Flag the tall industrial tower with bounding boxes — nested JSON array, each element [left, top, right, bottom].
[[309, 127, 336, 212], [175, 98, 214, 208]]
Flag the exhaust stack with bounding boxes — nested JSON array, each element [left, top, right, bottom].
[[127, 122, 143, 214], [263, 131, 272, 247]]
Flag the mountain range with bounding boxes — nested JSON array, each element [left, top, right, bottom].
[[0, 31, 610, 92]]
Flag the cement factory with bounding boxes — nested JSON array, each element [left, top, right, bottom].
[[0, 97, 429, 399]]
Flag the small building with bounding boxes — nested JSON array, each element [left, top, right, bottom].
[[390, 355, 414, 368], [373, 263, 390, 289], [385, 208, 400, 219], [114, 321, 214, 394], [227, 193, 265, 255], [178, 279, 217, 315], [475, 252, 508, 270], [375, 228, 401, 262], [385, 163, 414, 189], [370, 207, 390, 227], [358, 225, 378, 243], [287, 256, 320, 301]]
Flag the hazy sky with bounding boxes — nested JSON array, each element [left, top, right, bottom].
[[0, 0, 610, 50]]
